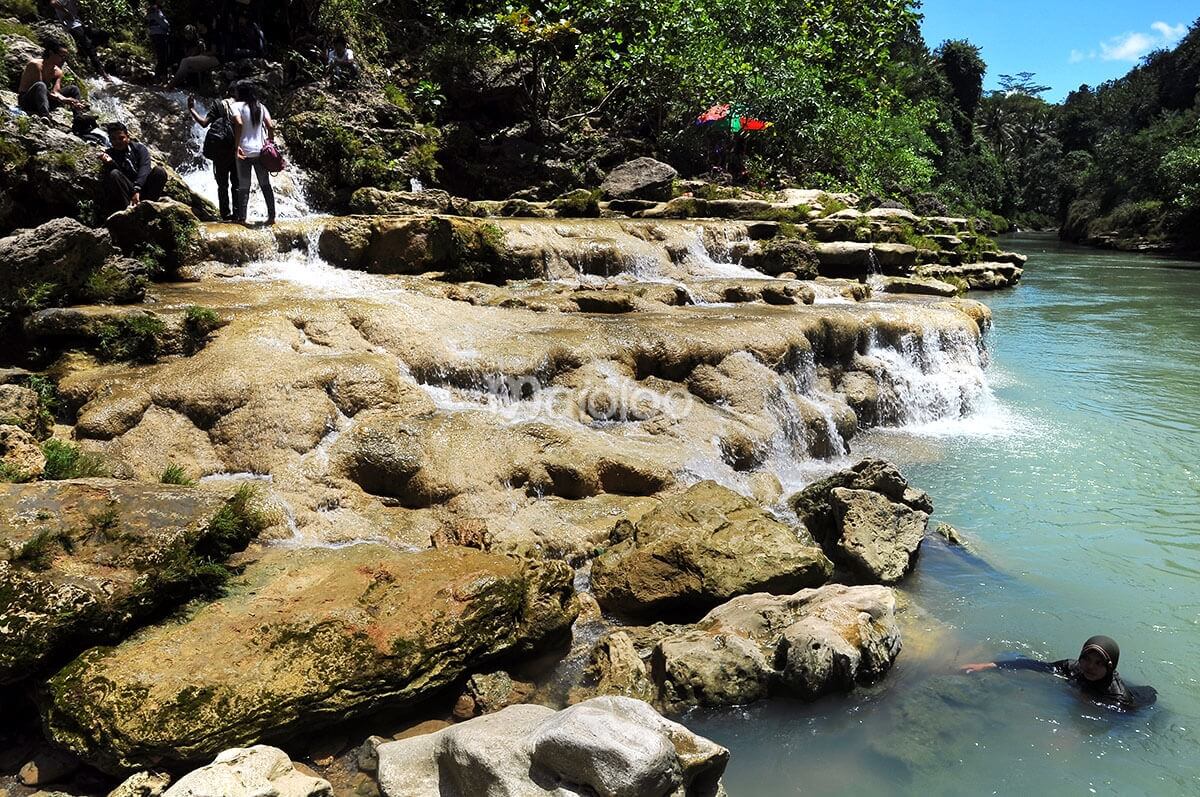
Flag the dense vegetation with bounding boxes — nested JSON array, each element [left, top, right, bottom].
[[3, 0, 1197, 246]]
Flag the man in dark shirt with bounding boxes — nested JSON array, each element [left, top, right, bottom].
[[98, 123, 168, 218]]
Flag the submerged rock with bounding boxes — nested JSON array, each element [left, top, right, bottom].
[[789, 459, 932, 583], [39, 545, 578, 772], [162, 746, 330, 797], [654, 584, 901, 709], [376, 696, 727, 797], [591, 480, 832, 618], [0, 479, 263, 685]]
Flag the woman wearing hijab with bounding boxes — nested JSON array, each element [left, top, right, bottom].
[[962, 635, 1157, 710]]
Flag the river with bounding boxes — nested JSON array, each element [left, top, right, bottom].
[[688, 234, 1200, 795]]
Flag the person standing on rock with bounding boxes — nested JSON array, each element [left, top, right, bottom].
[[98, 122, 169, 218], [16, 37, 84, 120], [146, 2, 172, 79], [188, 94, 240, 221], [48, 0, 110, 80], [231, 81, 276, 226]]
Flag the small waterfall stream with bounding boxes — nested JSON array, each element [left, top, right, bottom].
[[85, 80, 314, 221]]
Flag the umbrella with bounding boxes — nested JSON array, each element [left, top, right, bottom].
[[695, 103, 772, 133]]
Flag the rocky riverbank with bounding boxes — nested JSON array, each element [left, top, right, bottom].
[[1, 23, 1023, 795]]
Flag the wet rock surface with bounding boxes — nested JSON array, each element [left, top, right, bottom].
[[0, 479, 261, 685], [39, 545, 578, 772], [790, 459, 933, 583], [376, 696, 728, 797], [591, 480, 832, 619], [581, 584, 901, 711]]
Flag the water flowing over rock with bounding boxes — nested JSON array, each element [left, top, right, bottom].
[[39, 545, 578, 773], [375, 696, 728, 797], [162, 746, 330, 797], [600, 158, 679, 202], [0, 479, 262, 685], [591, 480, 833, 619], [789, 459, 933, 583]]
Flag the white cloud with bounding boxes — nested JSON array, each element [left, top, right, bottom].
[[1101, 31, 1156, 61], [1151, 21, 1186, 42], [1074, 20, 1188, 64]]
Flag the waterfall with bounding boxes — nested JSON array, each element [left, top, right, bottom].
[[863, 326, 1006, 434], [84, 79, 313, 220]]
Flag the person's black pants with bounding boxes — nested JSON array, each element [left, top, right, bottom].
[[101, 165, 168, 218], [150, 33, 170, 76], [213, 158, 238, 220], [17, 82, 81, 118]]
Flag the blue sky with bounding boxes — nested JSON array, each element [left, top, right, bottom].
[[919, 0, 1196, 102]]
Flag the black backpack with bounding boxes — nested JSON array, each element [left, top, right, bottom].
[[202, 102, 235, 161]]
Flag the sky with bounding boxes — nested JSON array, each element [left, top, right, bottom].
[[919, 0, 1196, 102]]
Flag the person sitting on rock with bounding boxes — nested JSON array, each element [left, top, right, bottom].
[[961, 635, 1157, 711], [97, 122, 169, 218], [167, 25, 220, 91], [49, 0, 110, 79], [326, 35, 359, 83], [16, 37, 84, 120]]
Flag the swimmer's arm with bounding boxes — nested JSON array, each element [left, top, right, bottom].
[[962, 657, 1063, 674]]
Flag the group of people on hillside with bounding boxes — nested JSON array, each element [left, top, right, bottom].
[[16, 35, 278, 226], [10, 0, 361, 227]]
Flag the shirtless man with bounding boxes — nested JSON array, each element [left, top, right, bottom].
[[17, 37, 83, 120]]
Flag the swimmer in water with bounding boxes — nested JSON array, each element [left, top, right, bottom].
[[961, 635, 1157, 710]]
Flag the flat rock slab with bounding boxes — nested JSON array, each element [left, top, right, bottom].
[[376, 696, 728, 797], [0, 479, 253, 685], [40, 545, 577, 773]]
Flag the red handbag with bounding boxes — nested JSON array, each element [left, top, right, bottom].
[[259, 140, 286, 173]]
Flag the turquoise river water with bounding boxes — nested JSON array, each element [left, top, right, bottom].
[[689, 234, 1200, 795]]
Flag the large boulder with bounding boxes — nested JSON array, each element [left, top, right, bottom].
[[348, 187, 480, 217], [788, 459, 932, 583], [653, 584, 901, 709], [0, 480, 264, 685], [0, 383, 48, 438], [163, 746, 330, 797], [600, 158, 678, 202], [106, 200, 202, 273], [591, 480, 832, 618], [40, 545, 578, 772], [742, 237, 820, 278], [376, 696, 728, 797], [317, 216, 529, 282], [0, 218, 147, 316]]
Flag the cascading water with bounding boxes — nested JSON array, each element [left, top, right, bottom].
[[862, 326, 1006, 434]]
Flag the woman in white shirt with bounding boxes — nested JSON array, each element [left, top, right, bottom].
[[231, 81, 276, 225]]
